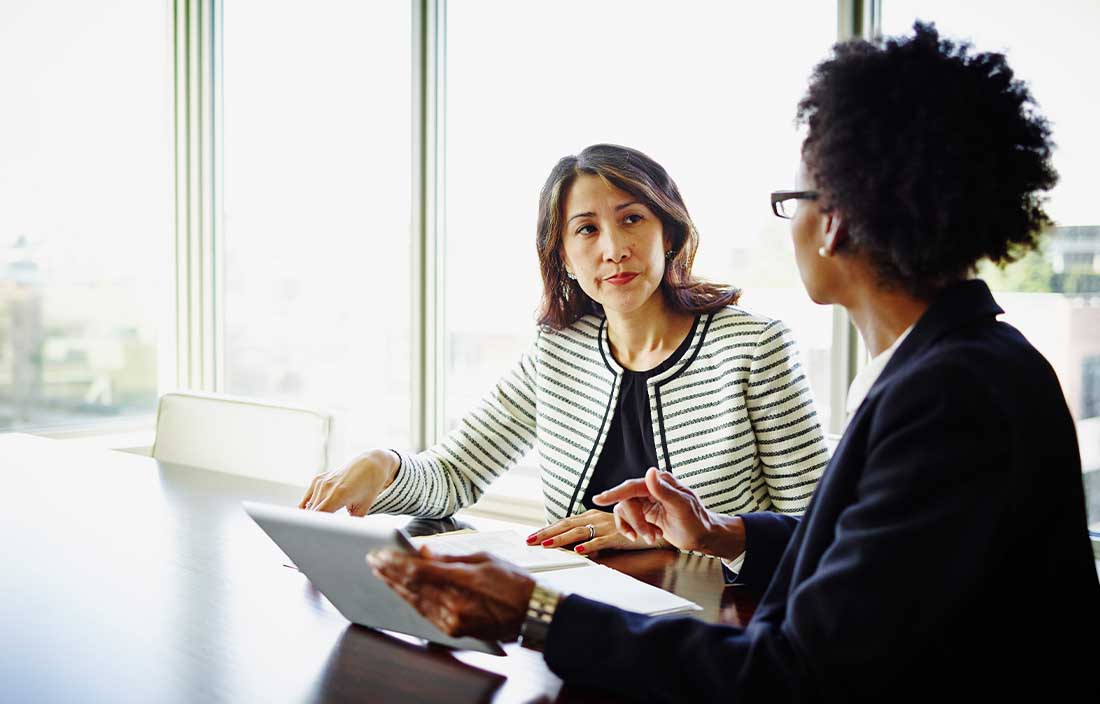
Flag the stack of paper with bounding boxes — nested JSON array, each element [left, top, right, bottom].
[[410, 530, 589, 571]]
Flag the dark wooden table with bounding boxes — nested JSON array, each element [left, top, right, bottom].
[[0, 433, 756, 703]]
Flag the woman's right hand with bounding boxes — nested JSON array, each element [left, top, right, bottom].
[[593, 467, 746, 559], [299, 449, 400, 516]]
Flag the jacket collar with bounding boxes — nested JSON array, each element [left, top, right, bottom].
[[597, 313, 712, 381], [866, 278, 1003, 396]]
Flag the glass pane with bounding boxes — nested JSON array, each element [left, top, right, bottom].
[[223, 0, 413, 455], [883, 1, 1100, 529], [445, 1, 838, 444], [0, 1, 170, 430]]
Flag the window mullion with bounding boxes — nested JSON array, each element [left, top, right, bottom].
[[173, 0, 219, 393], [827, 0, 881, 434], [412, 0, 446, 450]]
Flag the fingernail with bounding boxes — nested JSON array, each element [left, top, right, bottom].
[[542, 539, 554, 547], [575, 545, 585, 553], [526, 534, 538, 544]]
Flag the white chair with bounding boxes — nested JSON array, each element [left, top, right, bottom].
[[152, 391, 336, 486]]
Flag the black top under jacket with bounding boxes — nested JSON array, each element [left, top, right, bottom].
[[580, 316, 699, 512]]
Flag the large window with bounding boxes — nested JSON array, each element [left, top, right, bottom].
[[0, 1, 171, 431], [883, 0, 1100, 529], [19, 3, 1096, 535], [444, 0, 839, 458], [222, 0, 414, 456]]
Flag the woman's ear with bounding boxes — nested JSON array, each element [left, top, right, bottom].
[[822, 210, 848, 255], [561, 251, 573, 277]]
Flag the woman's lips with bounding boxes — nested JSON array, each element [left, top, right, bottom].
[[604, 273, 639, 286]]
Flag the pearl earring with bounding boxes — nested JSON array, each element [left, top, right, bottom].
[[566, 271, 577, 280], [665, 250, 675, 259], [818, 246, 830, 258]]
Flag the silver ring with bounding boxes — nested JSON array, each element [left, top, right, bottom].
[[585, 524, 596, 540]]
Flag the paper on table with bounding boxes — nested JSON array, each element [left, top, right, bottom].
[[535, 563, 702, 616], [410, 530, 591, 572]]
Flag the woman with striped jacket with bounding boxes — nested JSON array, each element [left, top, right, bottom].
[[302, 144, 828, 554]]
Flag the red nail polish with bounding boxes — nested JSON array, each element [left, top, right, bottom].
[[526, 534, 538, 544], [575, 545, 585, 553], [541, 539, 554, 547]]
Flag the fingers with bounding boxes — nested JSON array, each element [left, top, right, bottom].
[[419, 548, 494, 565], [592, 477, 653, 506], [644, 468, 696, 510], [614, 497, 656, 543], [612, 504, 636, 541], [538, 525, 593, 549], [527, 509, 602, 545], [370, 549, 487, 593], [369, 555, 463, 635], [298, 475, 322, 509], [527, 517, 574, 546], [311, 482, 349, 513], [573, 531, 634, 555]]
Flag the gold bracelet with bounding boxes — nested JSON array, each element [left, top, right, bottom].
[[519, 584, 562, 652]]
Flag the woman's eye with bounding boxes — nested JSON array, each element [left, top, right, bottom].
[[576, 224, 597, 236], [623, 213, 643, 225]]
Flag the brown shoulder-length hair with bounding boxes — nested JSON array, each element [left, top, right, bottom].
[[536, 143, 740, 330]]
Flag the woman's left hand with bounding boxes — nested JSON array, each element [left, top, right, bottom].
[[525, 509, 668, 554]]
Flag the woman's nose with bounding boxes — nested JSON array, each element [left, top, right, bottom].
[[601, 228, 630, 262]]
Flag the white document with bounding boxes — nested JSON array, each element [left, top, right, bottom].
[[410, 530, 590, 572], [412, 530, 702, 616], [535, 563, 702, 616]]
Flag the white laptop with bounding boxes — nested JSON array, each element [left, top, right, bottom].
[[243, 501, 502, 654]]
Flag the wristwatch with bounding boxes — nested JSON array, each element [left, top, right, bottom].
[[519, 584, 563, 652]]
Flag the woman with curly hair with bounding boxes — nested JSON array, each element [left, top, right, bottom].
[[372, 22, 1100, 701], [304, 143, 828, 554]]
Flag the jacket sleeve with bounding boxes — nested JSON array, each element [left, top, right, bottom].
[[722, 512, 801, 591], [544, 362, 1014, 703], [745, 320, 829, 514], [369, 335, 539, 517]]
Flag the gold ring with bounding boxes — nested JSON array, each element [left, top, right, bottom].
[[585, 524, 596, 540]]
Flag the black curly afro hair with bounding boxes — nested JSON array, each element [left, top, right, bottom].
[[797, 21, 1058, 299]]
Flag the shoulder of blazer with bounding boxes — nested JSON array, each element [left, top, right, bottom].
[[536, 315, 605, 357], [532, 316, 620, 381], [706, 304, 780, 329], [697, 305, 785, 355]]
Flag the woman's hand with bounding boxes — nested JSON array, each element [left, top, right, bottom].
[[525, 508, 669, 554], [298, 449, 400, 516], [594, 467, 746, 559], [368, 547, 535, 642]]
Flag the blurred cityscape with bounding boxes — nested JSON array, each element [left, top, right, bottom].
[[0, 236, 157, 429]]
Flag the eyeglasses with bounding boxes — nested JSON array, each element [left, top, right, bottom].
[[770, 190, 819, 219]]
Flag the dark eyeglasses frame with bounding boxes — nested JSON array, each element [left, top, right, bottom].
[[770, 190, 819, 219]]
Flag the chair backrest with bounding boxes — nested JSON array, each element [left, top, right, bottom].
[[152, 392, 334, 486]]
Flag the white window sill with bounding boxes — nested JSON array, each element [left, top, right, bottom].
[[12, 418, 156, 456]]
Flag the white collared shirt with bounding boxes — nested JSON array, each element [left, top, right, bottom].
[[844, 325, 914, 426]]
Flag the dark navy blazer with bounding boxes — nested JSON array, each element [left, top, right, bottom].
[[544, 280, 1100, 702]]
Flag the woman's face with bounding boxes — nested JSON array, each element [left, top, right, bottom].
[[560, 173, 669, 317]]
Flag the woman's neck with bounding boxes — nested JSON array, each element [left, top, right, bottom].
[[844, 282, 929, 358], [605, 293, 695, 371]]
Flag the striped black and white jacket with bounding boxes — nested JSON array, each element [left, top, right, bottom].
[[371, 306, 829, 523]]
